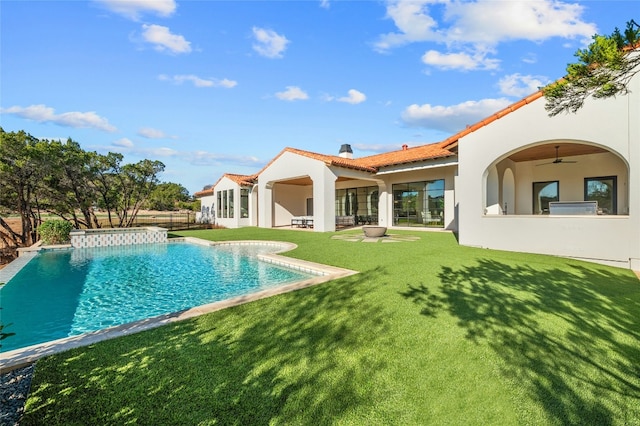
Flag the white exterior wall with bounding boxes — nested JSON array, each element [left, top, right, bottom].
[[258, 152, 339, 232], [457, 76, 639, 268], [196, 194, 215, 223], [212, 177, 252, 229]]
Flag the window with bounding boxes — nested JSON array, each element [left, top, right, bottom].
[[533, 181, 559, 214], [392, 180, 444, 227], [240, 188, 249, 218], [306, 198, 313, 216], [228, 189, 234, 218], [335, 185, 379, 224], [222, 190, 228, 218], [585, 176, 616, 214], [216, 191, 222, 218]]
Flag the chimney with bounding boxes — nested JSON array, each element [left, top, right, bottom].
[[338, 144, 353, 159], [402, 144, 408, 150]]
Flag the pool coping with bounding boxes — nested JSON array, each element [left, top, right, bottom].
[[0, 238, 358, 371]]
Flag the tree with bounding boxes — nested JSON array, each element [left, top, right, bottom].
[[544, 20, 640, 116], [1, 128, 168, 254], [90, 151, 124, 228], [39, 138, 101, 229], [0, 128, 45, 247], [114, 159, 165, 227], [146, 182, 190, 211]]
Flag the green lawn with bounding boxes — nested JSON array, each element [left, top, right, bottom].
[[21, 228, 640, 425]]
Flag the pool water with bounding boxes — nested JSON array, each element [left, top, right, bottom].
[[0, 242, 313, 352]]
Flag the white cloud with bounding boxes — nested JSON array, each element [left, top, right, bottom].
[[375, 0, 441, 51], [158, 74, 237, 88], [498, 73, 550, 97], [95, 0, 176, 21], [275, 86, 309, 101], [113, 137, 134, 148], [0, 104, 117, 132], [421, 50, 500, 71], [152, 147, 179, 157], [137, 127, 179, 139], [401, 98, 513, 133], [107, 138, 178, 157], [142, 24, 191, 54], [337, 89, 367, 104], [444, 0, 596, 45], [252, 27, 289, 59], [104, 139, 264, 168], [320, 93, 335, 102], [375, 0, 597, 72], [137, 127, 166, 139], [186, 151, 263, 167], [377, 0, 596, 50]]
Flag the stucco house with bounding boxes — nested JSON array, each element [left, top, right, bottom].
[[195, 173, 256, 228], [196, 71, 639, 270]]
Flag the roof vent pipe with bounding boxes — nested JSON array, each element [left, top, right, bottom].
[[338, 144, 353, 159], [402, 144, 408, 150]]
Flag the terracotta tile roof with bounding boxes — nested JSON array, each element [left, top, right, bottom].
[[193, 188, 213, 198], [354, 143, 455, 168], [256, 147, 379, 174], [193, 173, 257, 198], [224, 173, 258, 186], [289, 147, 380, 172]]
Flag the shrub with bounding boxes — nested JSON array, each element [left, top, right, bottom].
[[38, 220, 73, 245]]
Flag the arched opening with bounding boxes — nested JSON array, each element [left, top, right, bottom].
[[483, 141, 629, 216]]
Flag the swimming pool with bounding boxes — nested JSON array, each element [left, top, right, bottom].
[[0, 240, 317, 353]]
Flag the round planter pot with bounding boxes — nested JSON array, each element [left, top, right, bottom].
[[362, 226, 387, 238]]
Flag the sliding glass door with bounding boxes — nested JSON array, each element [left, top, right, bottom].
[[335, 186, 379, 224], [392, 180, 444, 227]]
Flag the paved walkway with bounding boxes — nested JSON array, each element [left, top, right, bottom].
[[331, 233, 420, 243]]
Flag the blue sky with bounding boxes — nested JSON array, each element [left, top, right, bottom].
[[1, 0, 634, 194]]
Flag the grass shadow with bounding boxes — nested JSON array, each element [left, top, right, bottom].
[[402, 259, 640, 424], [22, 268, 389, 425]]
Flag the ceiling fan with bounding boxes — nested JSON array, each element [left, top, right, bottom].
[[536, 145, 577, 166]]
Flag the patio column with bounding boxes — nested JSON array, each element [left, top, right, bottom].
[[250, 184, 259, 227], [376, 182, 390, 227], [311, 169, 336, 232], [258, 181, 274, 229]]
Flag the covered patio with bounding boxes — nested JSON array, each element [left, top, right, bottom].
[[472, 141, 633, 268]]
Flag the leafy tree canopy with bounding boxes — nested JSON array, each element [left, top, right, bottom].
[[0, 128, 184, 250], [146, 182, 191, 211], [544, 19, 640, 116]]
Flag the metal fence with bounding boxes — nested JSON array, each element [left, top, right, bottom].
[[96, 212, 205, 231], [131, 212, 200, 231]]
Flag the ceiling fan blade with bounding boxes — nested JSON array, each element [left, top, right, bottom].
[[535, 146, 578, 165], [536, 159, 578, 166]]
